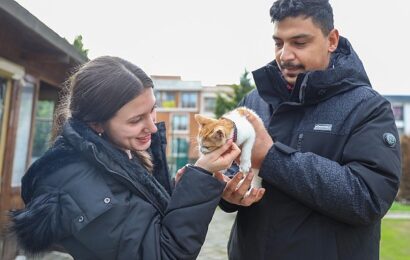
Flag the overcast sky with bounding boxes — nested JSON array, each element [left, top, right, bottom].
[[15, 0, 410, 95]]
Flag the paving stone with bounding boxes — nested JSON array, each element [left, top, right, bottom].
[[198, 208, 236, 260]]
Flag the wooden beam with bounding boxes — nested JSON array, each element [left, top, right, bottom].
[[21, 51, 70, 64]]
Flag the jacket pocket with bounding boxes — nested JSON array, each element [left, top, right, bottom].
[[61, 188, 118, 233]]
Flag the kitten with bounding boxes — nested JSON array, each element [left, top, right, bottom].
[[194, 107, 262, 189]]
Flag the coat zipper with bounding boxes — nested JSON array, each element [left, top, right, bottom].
[[90, 146, 166, 217], [297, 133, 304, 151]]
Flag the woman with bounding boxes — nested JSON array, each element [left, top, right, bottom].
[[11, 56, 240, 259]]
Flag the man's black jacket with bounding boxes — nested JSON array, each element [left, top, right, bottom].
[[222, 37, 401, 260]]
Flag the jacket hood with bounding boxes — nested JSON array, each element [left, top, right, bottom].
[[253, 36, 371, 105], [20, 119, 171, 205], [11, 119, 171, 253]]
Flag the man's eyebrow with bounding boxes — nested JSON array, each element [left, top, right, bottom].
[[272, 34, 312, 40]]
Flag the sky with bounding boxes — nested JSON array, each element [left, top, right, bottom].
[[14, 0, 410, 95]]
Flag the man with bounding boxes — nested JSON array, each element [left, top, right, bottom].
[[220, 0, 402, 259]]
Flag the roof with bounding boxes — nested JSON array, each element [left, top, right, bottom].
[[0, 0, 87, 65]]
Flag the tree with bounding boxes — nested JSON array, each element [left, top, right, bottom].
[[72, 35, 89, 58], [214, 70, 255, 118]]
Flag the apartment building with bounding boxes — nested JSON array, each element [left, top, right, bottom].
[[152, 75, 202, 174], [384, 95, 410, 135], [153, 76, 233, 174]]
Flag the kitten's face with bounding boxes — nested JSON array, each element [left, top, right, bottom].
[[194, 114, 234, 154]]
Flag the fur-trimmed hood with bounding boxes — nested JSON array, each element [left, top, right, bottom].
[[11, 119, 172, 254]]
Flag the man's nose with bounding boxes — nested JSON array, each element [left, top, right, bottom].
[[280, 44, 295, 62]]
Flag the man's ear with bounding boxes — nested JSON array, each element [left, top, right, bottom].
[[88, 122, 104, 134], [328, 28, 339, 53]]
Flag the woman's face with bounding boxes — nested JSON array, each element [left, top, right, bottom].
[[101, 88, 158, 152]]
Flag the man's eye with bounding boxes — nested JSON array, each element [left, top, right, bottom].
[[274, 42, 283, 48], [294, 42, 307, 46]]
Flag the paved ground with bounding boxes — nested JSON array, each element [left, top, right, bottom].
[[384, 212, 410, 219], [13, 208, 236, 260], [11, 210, 410, 260], [198, 208, 236, 260]]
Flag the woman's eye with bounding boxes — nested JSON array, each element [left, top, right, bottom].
[[130, 118, 142, 124]]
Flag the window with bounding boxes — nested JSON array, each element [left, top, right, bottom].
[[12, 81, 35, 187], [171, 138, 189, 157], [204, 97, 216, 113], [31, 100, 55, 162], [172, 114, 188, 131], [155, 91, 176, 108], [392, 105, 404, 121], [169, 137, 189, 176], [180, 92, 197, 108]]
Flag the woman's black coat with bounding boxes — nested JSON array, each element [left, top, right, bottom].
[[12, 119, 224, 260]]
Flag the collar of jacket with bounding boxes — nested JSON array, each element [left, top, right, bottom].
[[252, 36, 372, 106], [22, 119, 171, 215]]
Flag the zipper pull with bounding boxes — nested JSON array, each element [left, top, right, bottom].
[[297, 133, 304, 151]]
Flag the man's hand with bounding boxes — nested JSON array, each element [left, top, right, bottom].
[[174, 166, 186, 185], [246, 112, 274, 169], [215, 170, 265, 206]]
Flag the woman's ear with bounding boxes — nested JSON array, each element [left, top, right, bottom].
[[88, 122, 104, 135]]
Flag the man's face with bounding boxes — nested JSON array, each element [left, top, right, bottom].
[[273, 16, 338, 85]]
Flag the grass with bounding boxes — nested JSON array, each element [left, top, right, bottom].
[[380, 202, 410, 259], [381, 218, 410, 260], [388, 201, 410, 212]]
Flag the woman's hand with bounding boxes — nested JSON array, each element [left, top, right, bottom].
[[195, 139, 241, 173]]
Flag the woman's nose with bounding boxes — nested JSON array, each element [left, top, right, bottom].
[[147, 116, 157, 133]]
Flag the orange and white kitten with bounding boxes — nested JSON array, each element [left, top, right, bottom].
[[194, 107, 262, 188]]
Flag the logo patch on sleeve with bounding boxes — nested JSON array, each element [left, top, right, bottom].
[[313, 124, 332, 131], [383, 133, 396, 147]]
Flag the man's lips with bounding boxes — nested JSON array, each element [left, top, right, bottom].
[[282, 67, 303, 78]]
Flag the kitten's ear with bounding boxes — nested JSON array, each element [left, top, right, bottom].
[[194, 114, 215, 126]]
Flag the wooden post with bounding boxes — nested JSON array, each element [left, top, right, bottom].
[[398, 135, 410, 203], [1, 234, 18, 260]]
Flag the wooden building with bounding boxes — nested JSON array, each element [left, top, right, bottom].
[[0, 1, 87, 256]]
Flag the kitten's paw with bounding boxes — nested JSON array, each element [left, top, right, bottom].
[[239, 162, 251, 173], [251, 176, 263, 189]]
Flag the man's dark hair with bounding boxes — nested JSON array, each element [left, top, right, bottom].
[[270, 0, 334, 35]]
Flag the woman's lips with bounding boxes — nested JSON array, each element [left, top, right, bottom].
[[137, 135, 151, 143]]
